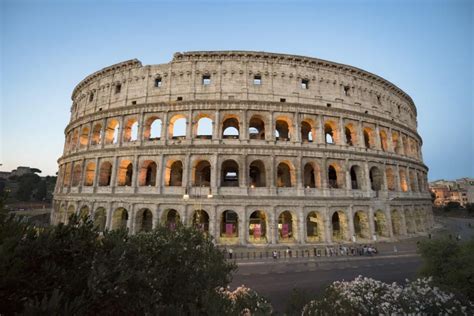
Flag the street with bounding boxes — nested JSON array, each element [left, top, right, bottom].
[[231, 254, 422, 313]]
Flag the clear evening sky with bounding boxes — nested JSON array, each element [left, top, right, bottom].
[[1, 0, 472, 180]]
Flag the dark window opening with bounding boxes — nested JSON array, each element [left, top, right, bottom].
[[326, 103, 331, 107], [154, 77, 162, 87], [328, 166, 338, 188], [177, 96, 183, 101], [301, 79, 309, 89], [115, 84, 121, 94], [253, 75, 261, 85], [343, 86, 350, 96], [202, 74, 211, 85], [345, 127, 353, 146], [131, 101, 137, 105], [89, 93, 94, 102], [280, 98, 286, 103]]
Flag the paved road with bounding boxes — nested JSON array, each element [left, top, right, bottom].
[[231, 254, 422, 314]]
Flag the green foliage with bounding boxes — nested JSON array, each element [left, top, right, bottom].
[[418, 238, 474, 301], [0, 213, 238, 315], [284, 288, 312, 315]]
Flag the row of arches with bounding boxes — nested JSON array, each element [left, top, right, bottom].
[[60, 157, 427, 193], [65, 113, 421, 160], [56, 205, 429, 243]]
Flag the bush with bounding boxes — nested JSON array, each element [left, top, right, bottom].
[[0, 211, 243, 315], [302, 276, 473, 315], [418, 238, 474, 301]]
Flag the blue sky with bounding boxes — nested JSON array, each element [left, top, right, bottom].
[[1, 0, 473, 180]]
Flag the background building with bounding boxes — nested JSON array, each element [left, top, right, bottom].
[[430, 178, 474, 207]]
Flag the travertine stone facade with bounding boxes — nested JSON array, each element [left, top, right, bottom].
[[53, 51, 433, 246]]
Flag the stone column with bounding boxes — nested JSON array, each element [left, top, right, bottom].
[[395, 164, 402, 192], [324, 209, 332, 244], [364, 160, 371, 192], [127, 204, 135, 233], [347, 205, 355, 242], [105, 203, 113, 230], [183, 154, 191, 188], [375, 123, 381, 150], [293, 112, 300, 143], [269, 207, 277, 244], [100, 118, 107, 148], [317, 115, 324, 144], [211, 153, 219, 192], [388, 127, 394, 152], [296, 207, 305, 244], [241, 110, 248, 141], [400, 206, 408, 236], [79, 158, 86, 192], [239, 208, 246, 245], [267, 111, 275, 142], [162, 111, 169, 142], [240, 155, 248, 188], [339, 116, 346, 146], [186, 110, 193, 140], [156, 155, 164, 194], [357, 120, 364, 148], [110, 156, 119, 189], [117, 116, 125, 146], [386, 206, 394, 238], [137, 112, 145, 145], [368, 206, 376, 239], [132, 155, 139, 192], [213, 110, 220, 140], [92, 157, 100, 190]]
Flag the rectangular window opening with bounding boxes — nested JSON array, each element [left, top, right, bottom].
[[254, 75, 262, 85], [202, 75, 211, 85], [344, 86, 350, 96], [89, 93, 94, 102], [115, 84, 121, 94], [301, 79, 309, 89], [154, 77, 162, 88], [280, 98, 286, 103], [177, 96, 183, 101]]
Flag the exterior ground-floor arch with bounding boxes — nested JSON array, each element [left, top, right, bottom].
[[52, 198, 433, 246]]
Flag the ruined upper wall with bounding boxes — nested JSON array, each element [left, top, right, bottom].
[[69, 51, 418, 128]]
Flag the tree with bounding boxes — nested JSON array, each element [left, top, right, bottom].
[[418, 238, 474, 301], [0, 213, 238, 315]]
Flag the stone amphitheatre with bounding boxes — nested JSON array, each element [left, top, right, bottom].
[[52, 51, 433, 246]]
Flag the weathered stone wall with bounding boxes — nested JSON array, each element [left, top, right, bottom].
[[53, 51, 432, 246]]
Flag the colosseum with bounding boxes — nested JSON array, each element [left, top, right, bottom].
[[52, 51, 433, 246]]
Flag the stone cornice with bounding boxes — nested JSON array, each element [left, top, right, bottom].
[[173, 51, 417, 115], [71, 59, 142, 100]]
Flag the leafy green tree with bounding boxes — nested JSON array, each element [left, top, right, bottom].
[[418, 238, 474, 300], [0, 211, 238, 315]]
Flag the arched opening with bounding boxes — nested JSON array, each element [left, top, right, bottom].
[[249, 210, 267, 242], [332, 211, 348, 241], [71, 130, 79, 150], [306, 211, 324, 242], [98, 162, 112, 186], [195, 116, 213, 139], [71, 164, 82, 187], [62, 163, 71, 187], [91, 123, 102, 145], [117, 160, 133, 186], [221, 159, 239, 187], [369, 167, 383, 191], [93, 207, 107, 232], [277, 162, 293, 187], [374, 210, 389, 237], [143, 116, 162, 140], [194, 160, 211, 187], [406, 210, 416, 234], [278, 211, 296, 242], [402, 136, 410, 156], [221, 210, 238, 239], [249, 116, 265, 140], [84, 162, 96, 186], [169, 115, 187, 139], [249, 160, 266, 187], [350, 165, 362, 190], [328, 164, 340, 189], [363, 128, 373, 148], [275, 118, 290, 141], [409, 170, 418, 192], [345, 124, 356, 146], [303, 163, 316, 188], [123, 118, 138, 142], [380, 130, 388, 151], [163, 209, 180, 230], [391, 209, 401, 236], [324, 121, 337, 144], [300, 120, 314, 142], [139, 160, 157, 186], [112, 207, 128, 230], [392, 132, 401, 154], [166, 160, 183, 186], [79, 126, 90, 148], [415, 210, 424, 232], [105, 119, 120, 144], [222, 117, 240, 139], [399, 169, 408, 192], [354, 211, 370, 239], [386, 167, 396, 191], [79, 205, 90, 219], [192, 209, 210, 232], [135, 208, 153, 232]]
